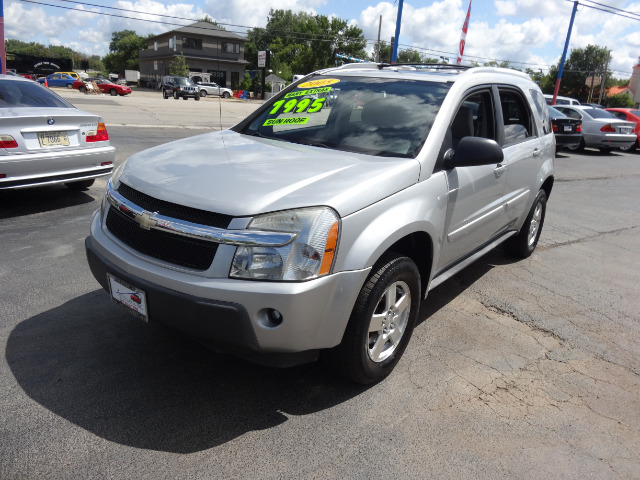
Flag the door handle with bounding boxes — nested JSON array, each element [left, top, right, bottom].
[[494, 163, 507, 176], [533, 148, 541, 157]]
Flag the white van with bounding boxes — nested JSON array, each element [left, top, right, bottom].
[[544, 94, 580, 106]]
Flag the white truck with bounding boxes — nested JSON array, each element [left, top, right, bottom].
[[124, 70, 140, 86]]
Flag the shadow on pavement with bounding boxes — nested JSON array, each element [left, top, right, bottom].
[[5, 290, 367, 453], [0, 185, 96, 219]]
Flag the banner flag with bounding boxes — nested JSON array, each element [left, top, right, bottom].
[[456, 0, 472, 65]]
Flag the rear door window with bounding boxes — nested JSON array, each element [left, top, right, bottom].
[[498, 88, 535, 147]]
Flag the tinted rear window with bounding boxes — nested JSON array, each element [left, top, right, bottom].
[[0, 80, 73, 108]]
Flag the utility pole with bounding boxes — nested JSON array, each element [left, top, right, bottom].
[[1, 0, 6, 74], [391, 0, 404, 63], [375, 15, 382, 63], [598, 50, 611, 105], [553, 1, 579, 105]]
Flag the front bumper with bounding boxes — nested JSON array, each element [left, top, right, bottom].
[[86, 210, 369, 366]]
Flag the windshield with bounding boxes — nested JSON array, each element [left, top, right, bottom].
[[174, 77, 194, 86], [239, 75, 451, 158], [0, 79, 73, 108]]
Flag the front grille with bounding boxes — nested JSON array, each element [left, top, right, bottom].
[[106, 206, 219, 270], [117, 182, 233, 229]]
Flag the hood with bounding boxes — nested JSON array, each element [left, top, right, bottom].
[[118, 130, 420, 217]]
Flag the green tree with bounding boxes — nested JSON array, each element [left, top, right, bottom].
[[545, 45, 611, 101], [244, 9, 366, 74], [199, 15, 226, 29], [605, 93, 635, 108], [168, 53, 189, 76], [102, 30, 148, 73]]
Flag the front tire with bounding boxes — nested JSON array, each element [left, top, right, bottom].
[[194, 94, 200, 101], [163, 89, 168, 99], [222, 91, 230, 98], [324, 254, 420, 384], [66, 83, 73, 89], [504, 189, 547, 259]]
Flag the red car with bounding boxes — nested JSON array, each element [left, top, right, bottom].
[[72, 78, 132, 96], [605, 108, 640, 152]]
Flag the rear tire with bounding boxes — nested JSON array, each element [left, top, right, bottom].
[[79, 86, 86, 94], [109, 89, 117, 96], [504, 189, 547, 259], [163, 89, 168, 99], [200, 90, 207, 97], [66, 83, 73, 89], [567, 138, 585, 152], [65, 179, 95, 190], [323, 253, 420, 384]]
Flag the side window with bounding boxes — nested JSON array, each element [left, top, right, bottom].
[[451, 90, 496, 149], [498, 89, 534, 147], [530, 90, 551, 135]]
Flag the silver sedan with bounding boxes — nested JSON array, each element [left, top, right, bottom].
[[554, 105, 636, 152], [197, 82, 233, 98], [0, 75, 115, 190]]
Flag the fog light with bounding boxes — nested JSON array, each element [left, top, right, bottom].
[[268, 309, 283, 326]]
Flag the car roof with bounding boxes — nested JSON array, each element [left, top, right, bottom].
[[0, 74, 36, 83]]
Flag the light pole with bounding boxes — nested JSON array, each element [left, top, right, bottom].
[[391, 0, 404, 63], [552, 1, 579, 105]]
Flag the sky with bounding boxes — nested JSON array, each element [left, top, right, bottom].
[[4, 0, 640, 78]]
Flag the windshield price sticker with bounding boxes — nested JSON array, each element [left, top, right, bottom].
[[268, 97, 326, 116], [263, 117, 310, 126], [298, 78, 340, 89], [285, 86, 332, 98]]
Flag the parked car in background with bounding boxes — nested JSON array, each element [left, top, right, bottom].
[[554, 105, 636, 152], [73, 78, 132, 96], [197, 82, 233, 98], [544, 94, 581, 106], [161, 76, 200, 100], [605, 108, 640, 152], [37, 73, 76, 89], [548, 106, 582, 151], [0, 75, 115, 190], [85, 64, 555, 384], [54, 71, 80, 81]]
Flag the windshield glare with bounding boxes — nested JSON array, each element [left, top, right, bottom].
[[240, 75, 451, 158]]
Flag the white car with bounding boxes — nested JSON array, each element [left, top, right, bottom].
[[197, 82, 233, 98], [0, 75, 115, 190]]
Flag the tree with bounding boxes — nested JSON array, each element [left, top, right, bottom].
[[244, 10, 366, 75], [199, 15, 226, 29], [545, 44, 611, 102], [605, 93, 635, 108], [168, 53, 189, 76], [102, 30, 148, 73]]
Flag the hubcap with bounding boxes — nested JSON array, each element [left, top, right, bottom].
[[527, 201, 543, 247], [367, 281, 411, 363]]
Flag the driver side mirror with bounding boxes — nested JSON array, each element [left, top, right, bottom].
[[443, 137, 504, 169]]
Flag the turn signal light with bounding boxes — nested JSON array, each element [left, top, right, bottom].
[[0, 135, 18, 148], [319, 222, 339, 276], [600, 124, 616, 133], [86, 123, 110, 142]]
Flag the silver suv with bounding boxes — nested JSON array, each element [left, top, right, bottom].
[[86, 64, 555, 383]]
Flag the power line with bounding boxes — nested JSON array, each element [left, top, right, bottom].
[[14, 0, 636, 76]]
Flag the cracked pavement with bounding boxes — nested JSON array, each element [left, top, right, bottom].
[[1, 93, 639, 479]]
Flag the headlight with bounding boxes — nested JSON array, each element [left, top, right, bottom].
[[110, 158, 128, 187], [230, 207, 340, 281]]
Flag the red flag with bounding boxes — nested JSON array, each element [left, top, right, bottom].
[[457, 0, 472, 65]]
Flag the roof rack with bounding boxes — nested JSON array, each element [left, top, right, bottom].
[[333, 62, 471, 72]]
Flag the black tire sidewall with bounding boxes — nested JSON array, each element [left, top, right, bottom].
[[506, 189, 547, 258], [331, 254, 421, 384]]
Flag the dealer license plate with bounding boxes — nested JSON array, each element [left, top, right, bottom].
[[620, 127, 632, 134], [107, 274, 148, 321], [38, 131, 69, 147], [564, 125, 573, 132]]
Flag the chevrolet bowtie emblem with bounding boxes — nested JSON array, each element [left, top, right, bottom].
[[136, 211, 158, 230]]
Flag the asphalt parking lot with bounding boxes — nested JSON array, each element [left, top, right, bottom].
[[1, 87, 639, 479]]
